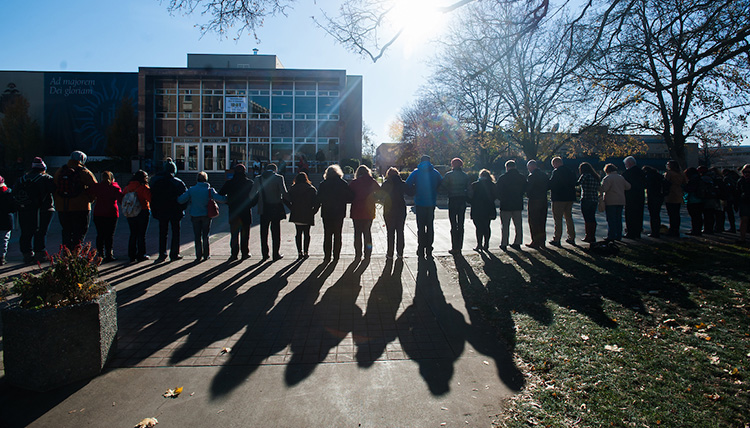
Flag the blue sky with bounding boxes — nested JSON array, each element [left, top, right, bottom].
[[1, 0, 443, 143]]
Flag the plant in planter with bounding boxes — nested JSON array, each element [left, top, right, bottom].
[[2, 244, 117, 391]]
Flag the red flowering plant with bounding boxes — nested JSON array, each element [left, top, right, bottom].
[[12, 244, 109, 310]]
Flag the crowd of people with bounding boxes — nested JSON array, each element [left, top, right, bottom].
[[0, 150, 748, 265]]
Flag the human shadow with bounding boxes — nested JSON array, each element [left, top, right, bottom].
[[452, 254, 526, 392], [283, 259, 368, 386], [208, 259, 312, 398], [503, 250, 622, 328], [396, 257, 465, 396], [113, 261, 266, 364], [354, 258, 403, 367], [167, 259, 286, 364]]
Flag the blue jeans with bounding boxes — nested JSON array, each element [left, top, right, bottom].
[[581, 200, 598, 224], [605, 205, 624, 240], [191, 216, 212, 259], [127, 210, 150, 259], [415, 206, 436, 255]]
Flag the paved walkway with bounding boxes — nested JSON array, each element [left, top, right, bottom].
[[0, 204, 715, 427]]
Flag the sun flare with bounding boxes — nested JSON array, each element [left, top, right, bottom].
[[386, 0, 448, 56]]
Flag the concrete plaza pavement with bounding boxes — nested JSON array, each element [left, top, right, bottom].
[[0, 203, 705, 427]]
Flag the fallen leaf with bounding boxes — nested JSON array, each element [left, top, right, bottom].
[[604, 345, 623, 352], [221, 347, 232, 354], [709, 356, 720, 365], [163, 387, 183, 398], [135, 417, 158, 428], [695, 322, 707, 329], [581, 335, 589, 341], [482, 360, 489, 365], [706, 393, 721, 401]]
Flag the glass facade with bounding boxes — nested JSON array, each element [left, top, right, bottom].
[[152, 78, 342, 172]]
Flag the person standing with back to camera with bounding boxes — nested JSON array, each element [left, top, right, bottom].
[[317, 164, 354, 262], [441, 157, 471, 255], [250, 163, 288, 261], [406, 155, 442, 259], [53, 150, 97, 250], [14, 156, 56, 263]]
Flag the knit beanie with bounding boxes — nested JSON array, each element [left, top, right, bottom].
[[70, 150, 87, 165], [164, 160, 177, 174], [32, 157, 47, 170]]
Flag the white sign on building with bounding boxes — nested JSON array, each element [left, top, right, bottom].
[[225, 96, 247, 113]]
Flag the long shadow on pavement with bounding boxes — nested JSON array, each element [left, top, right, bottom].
[[209, 258, 330, 397]]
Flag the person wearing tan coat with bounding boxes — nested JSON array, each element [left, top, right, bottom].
[[53, 151, 97, 250], [601, 163, 631, 242]]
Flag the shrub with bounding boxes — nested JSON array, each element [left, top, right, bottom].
[[12, 244, 108, 310], [340, 158, 360, 173]]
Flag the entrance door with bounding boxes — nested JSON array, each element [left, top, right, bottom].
[[202, 144, 228, 172], [174, 143, 200, 172]]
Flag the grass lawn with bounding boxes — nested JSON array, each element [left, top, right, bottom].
[[444, 239, 750, 427]]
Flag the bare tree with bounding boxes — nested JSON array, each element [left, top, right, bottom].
[[426, 1, 586, 163], [162, 0, 554, 61], [361, 122, 377, 157], [582, 0, 750, 169]]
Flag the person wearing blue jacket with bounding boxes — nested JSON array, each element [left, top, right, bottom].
[[406, 155, 442, 258], [177, 171, 227, 261]]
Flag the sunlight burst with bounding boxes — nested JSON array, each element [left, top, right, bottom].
[[386, 0, 448, 56]]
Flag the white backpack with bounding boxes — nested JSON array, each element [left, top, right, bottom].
[[121, 191, 142, 218]]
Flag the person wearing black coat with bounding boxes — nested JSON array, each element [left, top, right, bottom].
[[379, 167, 410, 259], [13, 156, 56, 263], [495, 160, 527, 250], [285, 172, 318, 258], [643, 165, 665, 238], [316, 164, 354, 262], [548, 156, 577, 246], [622, 156, 646, 238], [219, 164, 255, 261], [150, 160, 188, 262], [722, 169, 740, 233], [469, 169, 497, 251], [0, 175, 16, 265], [525, 160, 549, 248]]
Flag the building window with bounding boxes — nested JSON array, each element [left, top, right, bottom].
[[318, 95, 339, 121], [295, 96, 316, 120], [271, 94, 293, 119]]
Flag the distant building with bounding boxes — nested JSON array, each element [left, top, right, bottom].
[[0, 71, 137, 162], [0, 53, 363, 176], [141, 53, 363, 175], [707, 146, 750, 170]]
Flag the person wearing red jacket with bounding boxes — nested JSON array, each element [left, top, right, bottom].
[[90, 171, 123, 262], [122, 170, 152, 262], [349, 165, 380, 259]]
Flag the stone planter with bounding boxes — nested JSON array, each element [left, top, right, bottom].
[[1, 287, 117, 391]]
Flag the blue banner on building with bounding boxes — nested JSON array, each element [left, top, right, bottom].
[[44, 72, 137, 156]]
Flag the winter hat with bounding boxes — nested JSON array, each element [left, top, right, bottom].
[[164, 160, 177, 174], [32, 157, 47, 170], [420, 155, 431, 163], [234, 164, 247, 174], [70, 150, 87, 165], [0, 175, 4, 185], [451, 158, 463, 168]]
